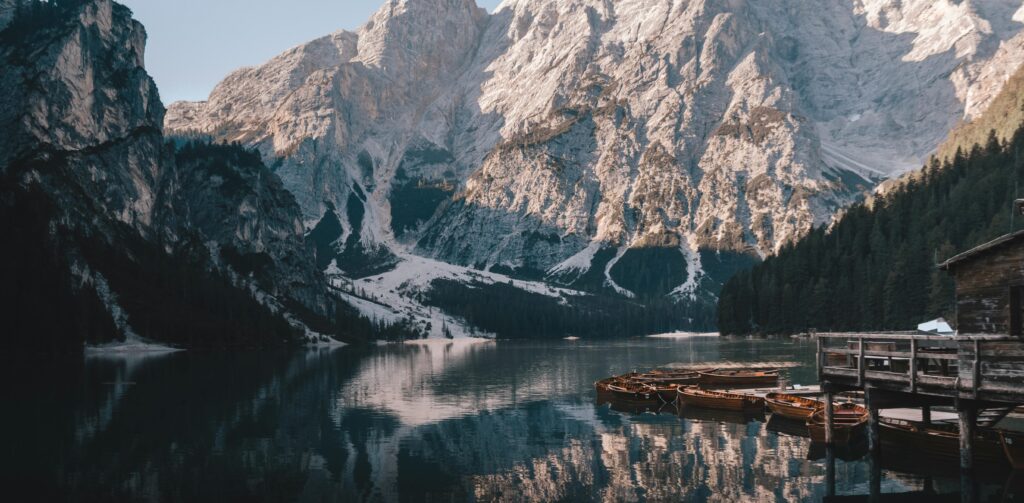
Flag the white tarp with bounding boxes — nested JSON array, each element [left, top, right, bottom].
[[917, 318, 954, 334]]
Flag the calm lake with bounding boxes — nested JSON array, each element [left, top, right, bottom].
[[2, 336, 1016, 501]]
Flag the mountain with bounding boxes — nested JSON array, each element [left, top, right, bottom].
[[0, 0, 356, 350], [173, 141, 333, 320], [166, 0, 1024, 321], [936, 64, 1024, 164]]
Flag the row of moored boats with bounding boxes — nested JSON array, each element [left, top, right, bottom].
[[596, 368, 1024, 470]]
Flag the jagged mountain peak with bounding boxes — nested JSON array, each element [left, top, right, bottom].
[[354, 0, 487, 78], [166, 0, 1024, 307]]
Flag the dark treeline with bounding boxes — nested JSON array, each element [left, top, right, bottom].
[[285, 295, 423, 344], [1, 1, 94, 42], [0, 139, 423, 352], [0, 184, 119, 353], [175, 139, 264, 170], [0, 180, 302, 352], [718, 126, 1024, 335], [77, 228, 303, 349], [425, 279, 709, 338]]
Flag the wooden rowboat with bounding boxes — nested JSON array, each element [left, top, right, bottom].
[[880, 418, 1007, 467], [765, 392, 822, 421], [607, 381, 660, 403], [633, 371, 702, 386], [644, 382, 686, 402], [698, 369, 779, 387], [677, 387, 764, 412], [595, 376, 624, 394], [1000, 430, 1024, 470], [806, 402, 867, 446]]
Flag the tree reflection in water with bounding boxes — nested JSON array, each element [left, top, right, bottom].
[[0, 337, 1014, 501]]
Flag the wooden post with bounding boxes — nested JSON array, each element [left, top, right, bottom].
[[910, 337, 918, 393], [961, 471, 976, 503], [858, 338, 866, 387], [869, 448, 882, 503], [866, 386, 881, 458], [817, 335, 824, 381], [825, 445, 836, 498], [958, 402, 977, 472], [824, 389, 835, 445], [922, 405, 931, 425]]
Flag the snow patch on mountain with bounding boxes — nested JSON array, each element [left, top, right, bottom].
[[670, 240, 704, 301], [330, 253, 587, 338], [602, 247, 635, 299], [548, 241, 602, 277]]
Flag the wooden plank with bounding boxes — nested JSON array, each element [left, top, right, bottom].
[[816, 333, 1012, 342], [822, 367, 857, 378], [974, 339, 981, 397], [917, 374, 957, 387], [978, 361, 1024, 375], [864, 370, 910, 383], [978, 382, 1024, 395], [977, 341, 1024, 350], [979, 349, 1024, 358], [825, 348, 958, 360], [910, 338, 918, 393], [823, 366, 857, 374], [917, 351, 960, 361]]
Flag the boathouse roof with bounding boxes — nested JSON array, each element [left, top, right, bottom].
[[938, 229, 1024, 270]]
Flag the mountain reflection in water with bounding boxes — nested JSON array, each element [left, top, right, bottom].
[[0, 337, 1013, 501]]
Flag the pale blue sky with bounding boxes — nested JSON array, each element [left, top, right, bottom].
[[120, 0, 502, 104]]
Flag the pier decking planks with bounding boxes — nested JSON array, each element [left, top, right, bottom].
[[817, 332, 1024, 479]]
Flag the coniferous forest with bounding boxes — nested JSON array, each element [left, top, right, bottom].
[[718, 126, 1024, 335], [424, 278, 710, 338]]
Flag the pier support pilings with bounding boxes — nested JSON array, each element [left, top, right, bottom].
[[957, 401, 977, 473], [823, 385, 835, 445], [865, 386, 881, 458], [957, 400, 978, 503]]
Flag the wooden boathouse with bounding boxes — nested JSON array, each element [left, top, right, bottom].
[[816, 225, 1024, 492]]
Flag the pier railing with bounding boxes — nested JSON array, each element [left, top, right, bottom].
[[816, 332, 1024, 403]]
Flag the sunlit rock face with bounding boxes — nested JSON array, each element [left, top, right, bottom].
[[166, 0, 1024, 300], [0, 0, 172, 235]]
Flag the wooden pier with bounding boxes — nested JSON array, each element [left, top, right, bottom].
[[816, 332, 1024, 499], [814, 221, 1024, 501]]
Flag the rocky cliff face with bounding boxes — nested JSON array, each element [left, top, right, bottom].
[[0, 0, 172, 236], [174, 142, 333, 318], [165, 0, 1024, 305], [0, 0, 335, 348]]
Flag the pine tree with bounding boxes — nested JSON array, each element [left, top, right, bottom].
[[718, 120, 1024, 334]]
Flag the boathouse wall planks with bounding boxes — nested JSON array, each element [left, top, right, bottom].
[[939, 231, 1024, 335]]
